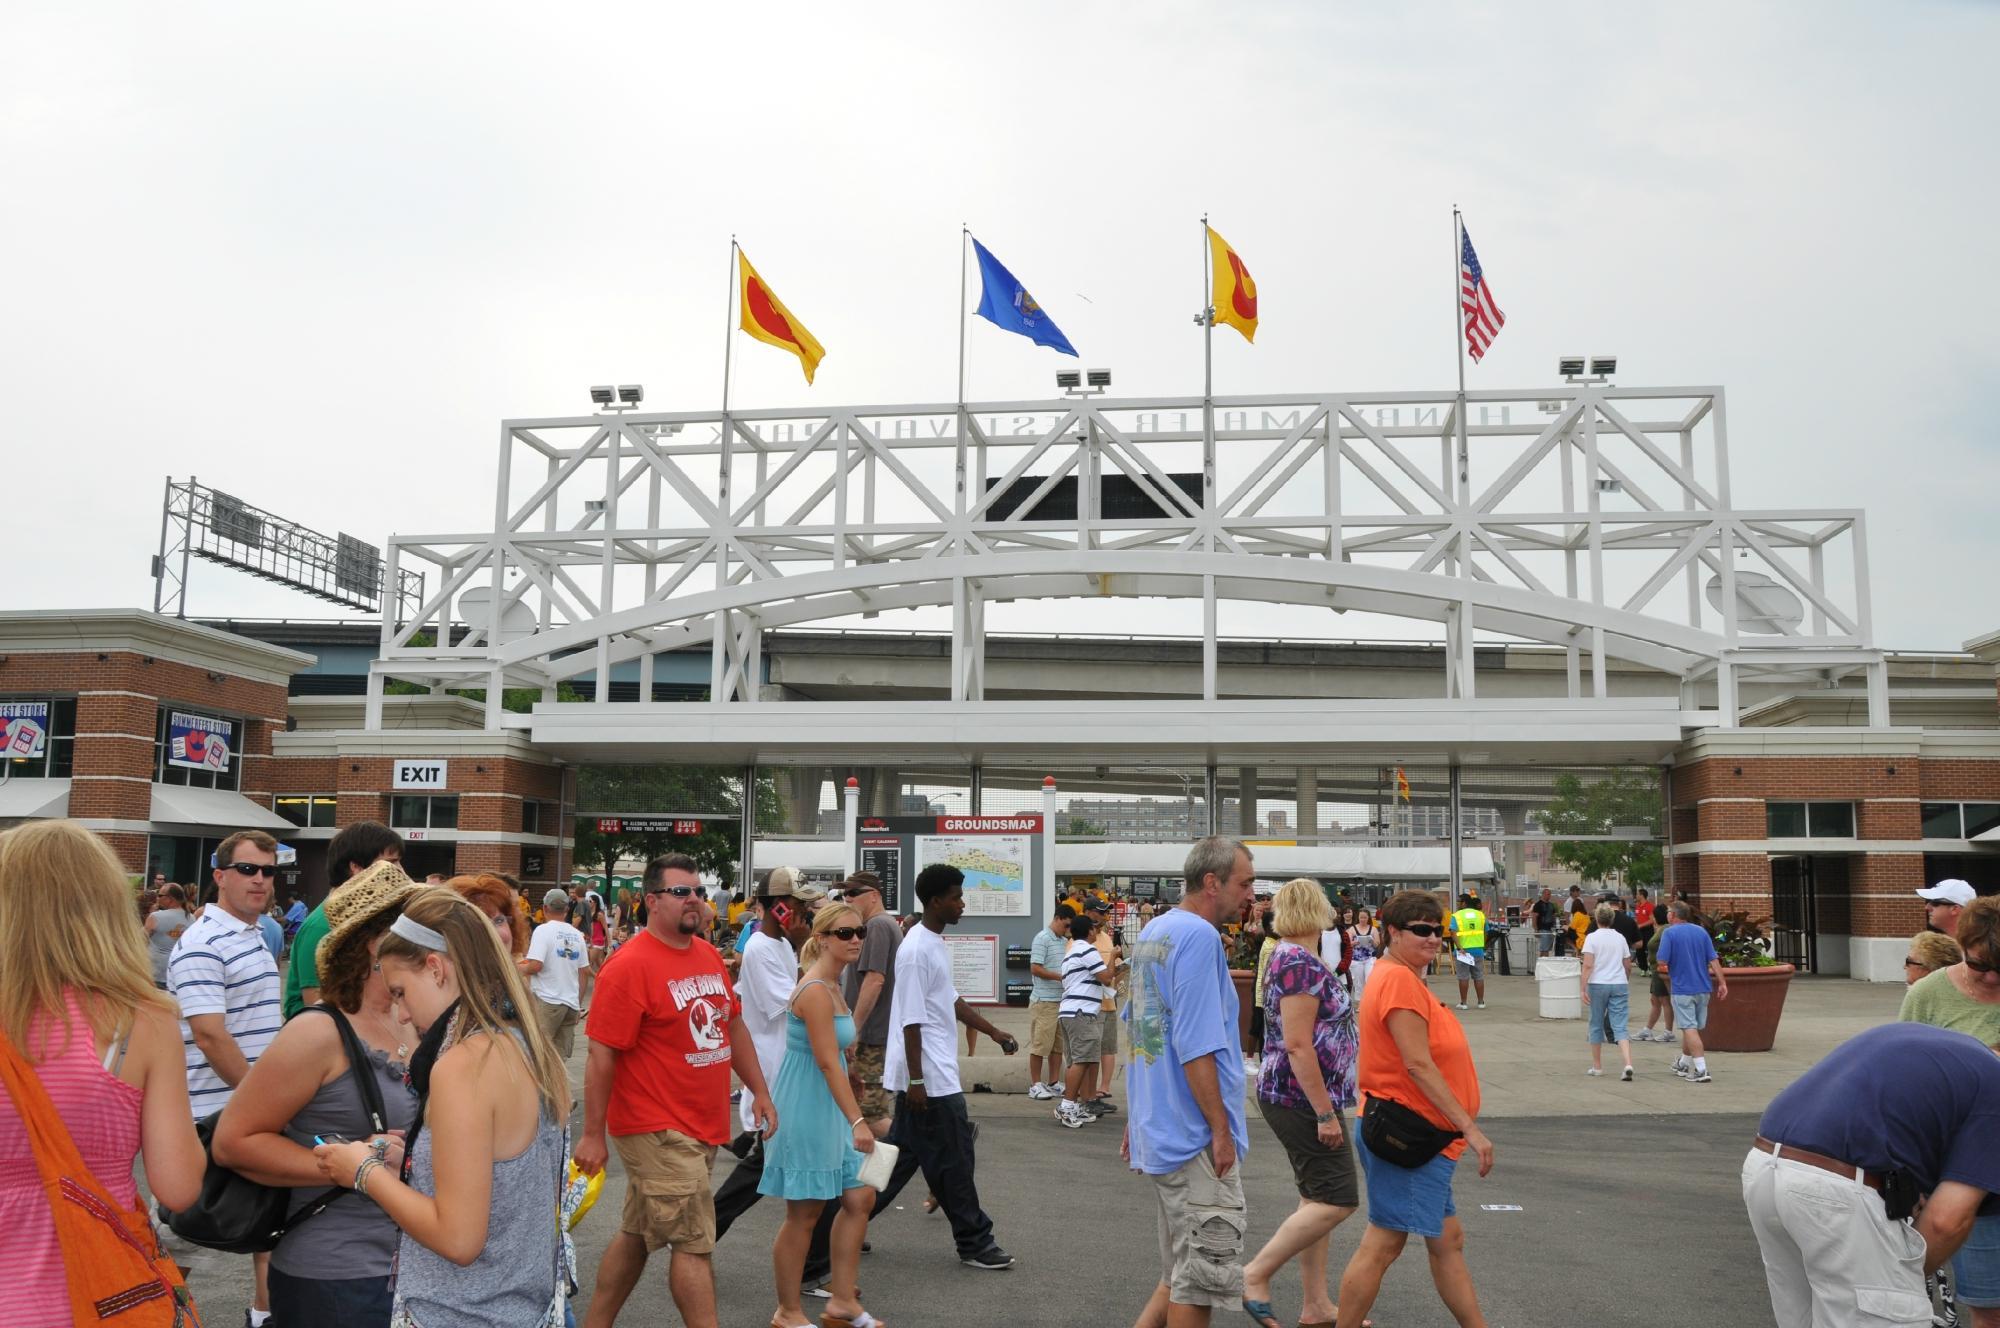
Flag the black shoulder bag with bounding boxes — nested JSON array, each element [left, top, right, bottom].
[[1359, 1095, 1462, 1170], [159, 1005, 389, 1254]]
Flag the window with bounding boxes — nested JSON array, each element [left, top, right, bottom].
[[391, 795, 459, 830], [154, 706, 242, 791], [1920, 802, 2000, 840], [1765, 801, 1855, 839], [274, 795, 337, 829], [520, 800, 540, 835], [1, 697, 77, 779]]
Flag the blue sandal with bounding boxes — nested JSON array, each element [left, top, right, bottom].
[[1243, 1300, 1282, 1328]]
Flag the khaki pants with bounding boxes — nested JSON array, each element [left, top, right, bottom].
[[535, 998, 579, 1059], [1741, 1147, 1932, 1327]]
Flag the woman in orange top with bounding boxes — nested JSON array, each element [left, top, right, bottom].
[[1335, 889, 1493, 1328]]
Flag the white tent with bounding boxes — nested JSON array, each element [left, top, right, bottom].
[[747, 839, 1494, 882]]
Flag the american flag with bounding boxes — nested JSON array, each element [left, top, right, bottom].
[[1459, 223, 1505, 362]]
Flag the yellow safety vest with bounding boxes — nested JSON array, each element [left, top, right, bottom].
[[1451, 908, 1486, 950]]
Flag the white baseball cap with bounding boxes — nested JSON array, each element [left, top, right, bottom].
[[1915, 880, 1976, 907]]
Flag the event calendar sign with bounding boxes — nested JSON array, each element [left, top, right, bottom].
[[167, 711, 234, 772], [0, 701, 48, 758], [942, 933, 1001, 1004]]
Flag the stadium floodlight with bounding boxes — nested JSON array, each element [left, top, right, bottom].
[[1557, 357, 1587, 379], [1086, 368, 1112, 388], [589, 385, 616, 406], [617, 384, 644, 405], [1055, 370, 1082, 389], [1589, 357, 1617, 377]]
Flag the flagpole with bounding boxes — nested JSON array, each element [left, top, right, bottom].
[[1451, 207, 1468, 501], [1201, 214, 1215, 518], [723, 236, 738, 419], [717, 236, 736, 698], [956, 225, 969, 521]]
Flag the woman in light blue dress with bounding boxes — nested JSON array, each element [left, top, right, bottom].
[[759, 902, 881, 1328]]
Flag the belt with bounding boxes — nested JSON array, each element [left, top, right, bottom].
[[1753, 1136, 1884, 1192]]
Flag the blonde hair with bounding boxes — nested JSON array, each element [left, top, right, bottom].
[[799, 902, 860, 971], [0, 820, 173, 1059], [376, 887, 570, 1120], [1595, 903, 1616, 928], [1908, 929, 1962, 974], [1270, 878, 1334, 939]]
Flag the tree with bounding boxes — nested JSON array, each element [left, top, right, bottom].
[[1534, 770, 1663, 888], [1063, 817, 1110, 837], [572, 765, 784, 891]]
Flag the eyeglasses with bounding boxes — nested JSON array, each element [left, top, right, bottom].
[[1904, 958, 1924, 969], [827, 926, 865, 941], [1400, 922, 1443, 938], [222, 863, 278, 878], [842, 887, 878, 899], [646, 885, 697, 898]]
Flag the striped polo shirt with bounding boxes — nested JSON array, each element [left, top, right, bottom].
[[168, 908, 283, 1117], [1060, 937, 1112, 1018]]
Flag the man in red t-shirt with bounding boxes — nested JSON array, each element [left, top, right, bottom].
[[574, 853, 776, 1328]]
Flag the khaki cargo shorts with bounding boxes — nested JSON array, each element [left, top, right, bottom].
[[850, 1041, 892, 1122], [1028, 1000, 1067, 1058], [1152, 1149, 1246, 1308], [1099, 1001, 1120, 1056], [614, 1129, 717, 1253]]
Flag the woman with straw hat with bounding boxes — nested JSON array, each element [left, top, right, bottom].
[[216, 861, 423, 1327]]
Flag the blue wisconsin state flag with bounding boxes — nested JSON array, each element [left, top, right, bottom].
[[970, 237, 1078, 356]]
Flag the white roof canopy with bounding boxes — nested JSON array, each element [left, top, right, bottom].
[[150, 784, 295, 832]]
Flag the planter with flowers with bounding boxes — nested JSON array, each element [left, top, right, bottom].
[[1699, 910, 1795, 1053]]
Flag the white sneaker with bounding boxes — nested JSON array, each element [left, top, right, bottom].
[[1620, 1066, 1634, 1082], [1027, 1082, 1056, 1100], [1586, 1067, 1603, 1077], [1476, 1002, 1486, 1009], [1635, 1030, 1654, 1042], [1056, 1102, 1089, 1128], [1456, 1003, 1469, 1011]]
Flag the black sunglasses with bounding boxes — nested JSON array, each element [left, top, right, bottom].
[[826, 926, 865, 941], [1967, 955, 1999, 976], [842, 887, 878, 899], [647, 885, 698, 898], [1400, 922, 1443, 938], [222, 862, 278, 878]]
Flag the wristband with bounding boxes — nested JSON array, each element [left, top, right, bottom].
[[353, 1156, 383, 1195], [849, 1117, 867, 1129], [1315, 1109, 1337, 1124], [908, 1077, 925, 1086]]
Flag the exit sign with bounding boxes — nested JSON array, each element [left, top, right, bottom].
[[596, 817, 703, 836]]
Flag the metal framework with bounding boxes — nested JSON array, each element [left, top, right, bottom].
[[366, 384, 1885, 732], [154, 476, 425, 619]]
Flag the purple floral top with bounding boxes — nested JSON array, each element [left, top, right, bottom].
[[1257, 940, 1359, 1112]]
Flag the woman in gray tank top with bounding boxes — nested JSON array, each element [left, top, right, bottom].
[[214, 865, 423, 1328], [313, 887, 573, 1328], [144, 885, 190, 986]]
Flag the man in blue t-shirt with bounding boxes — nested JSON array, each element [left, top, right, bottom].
[[1123, 836, 1255, 1328], [1745, 1022, 2000, 1325], [1026, 905, 1075, 1099], [1654, 899, 1729, 1083]]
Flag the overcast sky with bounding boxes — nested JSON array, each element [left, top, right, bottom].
[[5, 2, 1995, 652]]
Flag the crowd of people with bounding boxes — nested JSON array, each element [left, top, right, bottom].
[[6, 810, 1998, 1328]]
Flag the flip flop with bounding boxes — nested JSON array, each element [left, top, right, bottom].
[[820, 1313, 885, 1328], [1243, 1299, 1282, 1328]]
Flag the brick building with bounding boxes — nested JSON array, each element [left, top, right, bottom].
[[0, 611, 567, 903]]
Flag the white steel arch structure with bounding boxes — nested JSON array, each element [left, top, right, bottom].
[[366, 382, 1886, 744]]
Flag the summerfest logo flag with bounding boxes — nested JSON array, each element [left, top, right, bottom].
[[1207, 226, 1258, 343], [737, 248, 826, 384]]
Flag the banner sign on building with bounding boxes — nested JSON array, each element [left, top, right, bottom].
[[167, 711, 233, 771], [0, 701, 49, 758]]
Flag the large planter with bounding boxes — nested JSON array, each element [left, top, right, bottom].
[[1702, 964, 1795, 1052], [1230, 969, 1258, 1054]]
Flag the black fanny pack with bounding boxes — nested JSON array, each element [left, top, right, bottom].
[[1360, 1096, 1461, 1170]]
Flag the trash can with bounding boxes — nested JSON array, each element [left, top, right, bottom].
[[1535, 957, 1582, 1019]]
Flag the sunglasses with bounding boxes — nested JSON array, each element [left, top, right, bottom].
[[646, 885, 698, 898], [842, 887, 878, 899], [222, 862, 278, 878], [826, 926, 865, 941], [1967, 956, 2000, 976], [1400, 922, 1443, 938]]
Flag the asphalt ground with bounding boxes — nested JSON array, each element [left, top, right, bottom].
[[168, 1100, 1773, 1328], [163, 969, 1907, 1326]]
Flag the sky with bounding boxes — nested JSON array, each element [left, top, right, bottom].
[[4, 1, 1996, 651]]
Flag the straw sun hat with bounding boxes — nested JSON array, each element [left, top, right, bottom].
[[315, 859, 421, 976]]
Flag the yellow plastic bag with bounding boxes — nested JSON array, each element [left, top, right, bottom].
[[561, 1159, 603, 1232]]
